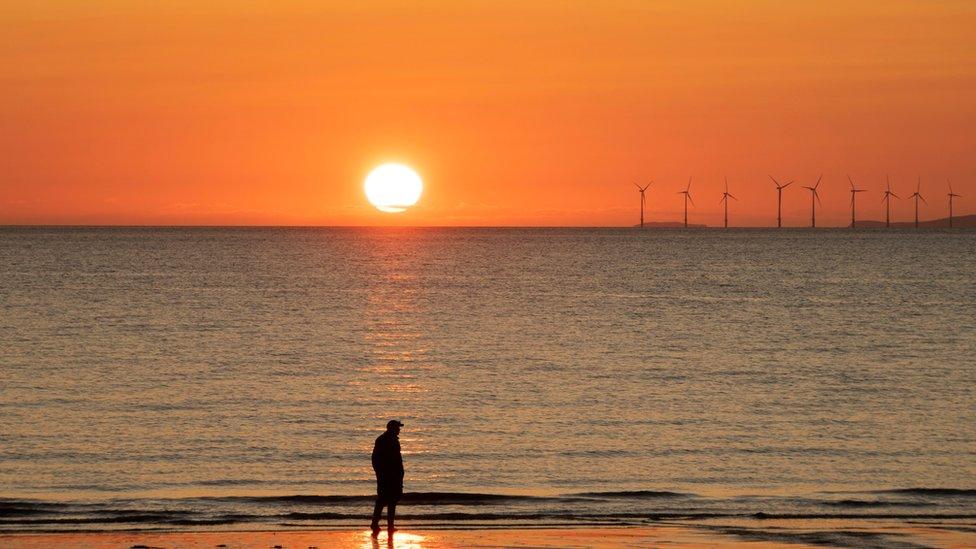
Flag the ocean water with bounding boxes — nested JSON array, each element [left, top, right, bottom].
[[1, 227, 974, 530]]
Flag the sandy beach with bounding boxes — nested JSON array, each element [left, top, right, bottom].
[[3, 522, 976, 549]]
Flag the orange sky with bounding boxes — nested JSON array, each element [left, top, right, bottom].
[[2, 1, 975, 226]]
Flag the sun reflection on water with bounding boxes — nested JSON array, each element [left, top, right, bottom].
[[361, 531, 427, 549], [358, 233, 435, 481]]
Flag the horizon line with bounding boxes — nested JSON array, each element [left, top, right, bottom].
[[2, 222, 974, 230]]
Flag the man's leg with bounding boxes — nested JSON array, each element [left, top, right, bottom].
[[371, 498, 384, 536], [387, 500, 396, 532]]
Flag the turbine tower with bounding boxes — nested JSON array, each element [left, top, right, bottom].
[[720, 177, 737, 229], [801, 174, 823, 228], [768, 175, 793, 228], [948, 179, 962, 228], [678, 177, 694, 228], [634, 181, 651, 228], [881, 175, 899, 228], [909, 177, 926, 229], [847, 175, 867, 228]]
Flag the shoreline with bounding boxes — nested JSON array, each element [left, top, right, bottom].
[[3, 522, 975, 548], [4, 488, 975, 540]]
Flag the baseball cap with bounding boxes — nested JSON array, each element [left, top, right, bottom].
[[387, 420, 404, 429]]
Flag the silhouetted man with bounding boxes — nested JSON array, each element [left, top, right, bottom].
[[370, 420, 404, 538]]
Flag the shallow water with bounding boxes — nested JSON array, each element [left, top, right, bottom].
[[1, 227, 974, 529]]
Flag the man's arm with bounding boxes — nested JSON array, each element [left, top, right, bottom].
[[371, 437, 381, 473], [395, 439, 404, 480]]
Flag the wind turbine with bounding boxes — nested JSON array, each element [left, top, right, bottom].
[[720, 177, 737, 229], [768, 175, 793, 228], [948, 179, 962, 228], [881, 175, 899, 228], [801, 174, 823, 228], [909, 177, 926, 228], [634, 181, 651, 228], [678, 177, 694, 228], [847, 175, 867, 228]]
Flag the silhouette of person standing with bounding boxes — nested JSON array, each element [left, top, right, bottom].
[[370, 420, 404, 538]]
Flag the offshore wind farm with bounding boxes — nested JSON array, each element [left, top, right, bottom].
[[629, 176, 971, 228]]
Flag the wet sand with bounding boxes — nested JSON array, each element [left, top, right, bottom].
[[2, 523, 974, 549]]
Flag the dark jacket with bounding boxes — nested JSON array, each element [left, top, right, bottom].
[[371, 431, 404, 489]]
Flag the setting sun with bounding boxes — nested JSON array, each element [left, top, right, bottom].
[[364, 164, 423, 213]]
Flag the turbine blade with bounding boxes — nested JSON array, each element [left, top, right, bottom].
[[769, 174, 779, 186], [688, 194, 695, 206], [848, 175, 855, 188], [729, 194, 737, 201], [782, 181, 793, 188], [816, 174, 823, 188], [815, 191, 822, 206]]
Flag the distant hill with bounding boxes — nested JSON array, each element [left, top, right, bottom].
[[635, 221, 708, 228], [853, 214, 976, 228]]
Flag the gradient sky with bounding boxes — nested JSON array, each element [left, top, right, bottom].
[[2, 1, 975, 226]]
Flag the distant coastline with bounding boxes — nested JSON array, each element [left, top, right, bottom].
[[632, 214, 976, 229], [843, 214, 976, 228]]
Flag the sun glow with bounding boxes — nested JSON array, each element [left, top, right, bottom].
[[360, 531, 426, 548], [364, 164, 423, 213]]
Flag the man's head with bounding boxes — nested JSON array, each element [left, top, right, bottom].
[[386, 420, 403, 435]]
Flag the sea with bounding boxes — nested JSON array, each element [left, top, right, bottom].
[[1, 227, 974, 531]]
